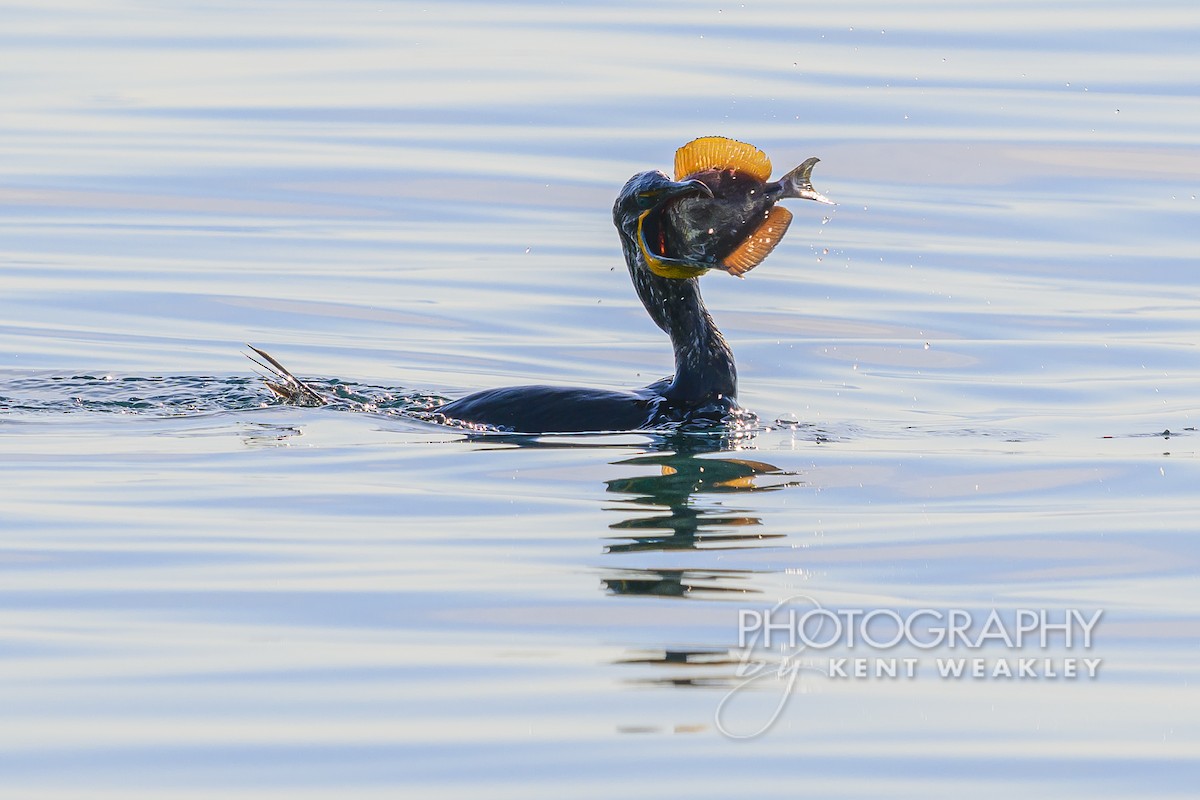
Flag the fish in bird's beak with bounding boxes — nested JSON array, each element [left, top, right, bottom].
[[662, 136, 834, 277]]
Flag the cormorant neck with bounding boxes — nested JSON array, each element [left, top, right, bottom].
[[622, 242, 737, 405]]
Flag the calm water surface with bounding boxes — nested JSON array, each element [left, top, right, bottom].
[[2, 1, 1199, 797]]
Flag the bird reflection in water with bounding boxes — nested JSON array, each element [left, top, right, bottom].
[[603, 434, 801, 557], [598, 432, 808, 717]]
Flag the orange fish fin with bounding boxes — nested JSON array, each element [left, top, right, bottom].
[[674, 136, 772, 181], [721, 206, 793, 277]]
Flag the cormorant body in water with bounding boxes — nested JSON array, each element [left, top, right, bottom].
[[254, 137, 832, 434]]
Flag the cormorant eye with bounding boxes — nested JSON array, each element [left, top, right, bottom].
[[636, 190, 660, 210]]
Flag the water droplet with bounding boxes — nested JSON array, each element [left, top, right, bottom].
[[924, 342, 930, 350], [821, 216, 830, 225]]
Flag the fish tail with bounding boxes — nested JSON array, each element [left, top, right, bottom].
[[775, 157, 835, 205]]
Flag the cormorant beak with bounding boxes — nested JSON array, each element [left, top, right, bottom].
[[668, 178, 714, 201], [637, 178, 716, 280]]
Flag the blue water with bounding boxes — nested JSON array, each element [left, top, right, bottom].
[[2, 1, 1199, 797]]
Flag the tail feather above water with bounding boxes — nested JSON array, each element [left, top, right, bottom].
[[246, 345, 326, 407]]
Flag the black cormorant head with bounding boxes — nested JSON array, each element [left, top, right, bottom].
[[613, 170, 714, 280]]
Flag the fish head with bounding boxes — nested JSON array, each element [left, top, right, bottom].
[[664, 168, 774, 271]]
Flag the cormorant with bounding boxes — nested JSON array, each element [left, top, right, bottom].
[[252, 137, 831, 434]]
